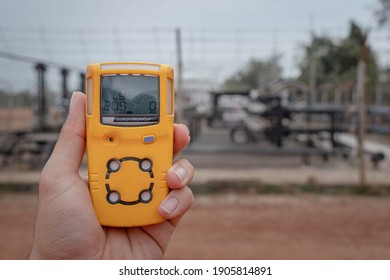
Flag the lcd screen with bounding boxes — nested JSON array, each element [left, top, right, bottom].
[[101, 74, 159, 125]]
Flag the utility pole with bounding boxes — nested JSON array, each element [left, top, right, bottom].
[[309, 42, 317, 106], [60, 68, 69, 101], [306, 16, 316, 130], [357, 34, 368, 188], [79, 72, 86, 93], [308, 15, 317, 107], [35, 63, 47, 131]]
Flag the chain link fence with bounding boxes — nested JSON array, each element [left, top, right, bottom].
[[0, 26, 390, 187]]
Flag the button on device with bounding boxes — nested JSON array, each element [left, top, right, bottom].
[[107, 191, 121, 204], [139, 190, 152, 203], [107, 159, 121, 172], [143, 135, 155, 144], [139, 158, 153, 172]]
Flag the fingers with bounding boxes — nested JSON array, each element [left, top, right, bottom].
[[158, 186, 193, 223], [159, 159, 194, 221], [42, 92, 86, 178], [166, 159, 194, 189], [173, 124, 190, 158]]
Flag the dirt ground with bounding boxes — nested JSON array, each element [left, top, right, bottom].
[[1, 191, 390, 260]]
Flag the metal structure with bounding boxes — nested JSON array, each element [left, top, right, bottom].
[[0, 54, 84, 170], [185, 90, 390, 166], [0, 131, 57, 169]]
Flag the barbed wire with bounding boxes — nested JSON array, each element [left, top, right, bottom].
[[0, 25, 388, 95]]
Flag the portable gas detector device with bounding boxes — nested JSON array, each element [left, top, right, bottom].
[[85, 62, 174, 227]]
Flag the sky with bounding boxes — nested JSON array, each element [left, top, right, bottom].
[[0, 0, 386, 94], [0, 0, 377, 29]]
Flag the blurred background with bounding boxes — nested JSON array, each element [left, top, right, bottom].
[[1, 0, 390, 259]]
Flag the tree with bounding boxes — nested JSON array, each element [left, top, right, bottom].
[[375, 0, 390, 27], [222, 58, 282, 92], [298, 21, 379, 101]]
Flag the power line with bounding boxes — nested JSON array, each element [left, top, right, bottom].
[[0, 25, 389, 92], [0, 50, 83, 71]]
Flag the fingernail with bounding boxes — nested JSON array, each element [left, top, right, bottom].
[[161, 197, 179, 214], [173, 165, 188, 182], [69, 91, 79, 111], [180, 124, 190, 135]]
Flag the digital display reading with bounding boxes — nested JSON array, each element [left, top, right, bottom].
[[101, 75, 159, 126]]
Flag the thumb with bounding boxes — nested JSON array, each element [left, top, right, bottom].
[[42, 91, 86, 178]]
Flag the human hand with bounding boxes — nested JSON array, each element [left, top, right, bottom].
[[29, 91, 194, 259]]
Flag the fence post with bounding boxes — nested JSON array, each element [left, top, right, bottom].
[[175, 28, 184, 124], [35, 63, 47, 131], [356, 34, 368, 188]]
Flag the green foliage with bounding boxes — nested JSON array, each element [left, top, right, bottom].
[[222, 58, 282, 92], [375, 0, 390, 27], [298, 21, 379, 100]]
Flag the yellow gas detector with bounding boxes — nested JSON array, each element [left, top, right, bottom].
[[85, 62, 174, 227]]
